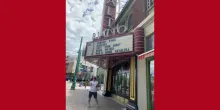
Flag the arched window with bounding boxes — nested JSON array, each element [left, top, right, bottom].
[[127, 14, 132, 30]]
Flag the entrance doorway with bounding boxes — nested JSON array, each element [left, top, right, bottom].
[[112, 61, 130, 98]]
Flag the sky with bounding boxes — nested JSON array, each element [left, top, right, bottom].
[[66, 0, 129, 56]]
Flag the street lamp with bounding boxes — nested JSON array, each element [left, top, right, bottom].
[[71, 37, 83, 90]]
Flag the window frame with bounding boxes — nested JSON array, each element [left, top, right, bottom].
[[147, 0, 154, 11], [145, 32, 154, 52], [145, 0, 154, 17]]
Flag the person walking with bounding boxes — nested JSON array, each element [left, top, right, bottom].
[[88, 77, 100, 107]]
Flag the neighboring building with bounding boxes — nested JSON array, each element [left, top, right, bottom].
[[66, 55, 99, 81], [134, 0, 154, 110], [71, 55, 99, 81], [96, 67, 106, 92], [96, 67, 105, 84], [66, 56, 76, 78]]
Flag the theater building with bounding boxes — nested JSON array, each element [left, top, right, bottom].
[[66, 56, 75, 79], [84, 0, 151, 110]]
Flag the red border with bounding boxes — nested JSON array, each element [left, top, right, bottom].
[[1, 0, 220, 110], [156, 0, 220, 110], [0, 0, 65, 110]]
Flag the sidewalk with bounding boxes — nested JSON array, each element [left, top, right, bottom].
[[66, 81, 125, 110]]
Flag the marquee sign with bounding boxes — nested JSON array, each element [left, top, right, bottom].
[[86, 34, 133, 56]]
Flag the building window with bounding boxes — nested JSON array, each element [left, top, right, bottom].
[[85, 66, 87, 71], [145, 0, 154, 16], [147, 0, 154, 11], [66, 63, 69, 71], [145, 33, 154, 52], [90, 67, 93, 72], [127, 14, 132, 30]]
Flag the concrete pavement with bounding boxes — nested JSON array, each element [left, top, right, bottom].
[[66, 81, 125, 110]]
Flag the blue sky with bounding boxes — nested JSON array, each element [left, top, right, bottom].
[[66, 0, 129, 56]]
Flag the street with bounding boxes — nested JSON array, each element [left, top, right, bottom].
[[66, 81, 125, 110]]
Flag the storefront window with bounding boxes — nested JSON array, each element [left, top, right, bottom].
[[117, 72, 121, 94], [150, 60, 154, 110], [126, 71, 129, 96], [146, 58, 154, 110], [114, 76, 117, 93], [122, 73, 126, 95]]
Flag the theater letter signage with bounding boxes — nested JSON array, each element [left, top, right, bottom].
[[86, 34, 133, 56]]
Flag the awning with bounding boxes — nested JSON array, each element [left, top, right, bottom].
[[138, 49, 154, 60]]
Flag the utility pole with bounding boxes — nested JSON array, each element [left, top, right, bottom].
[[71, 37, 83, 90]]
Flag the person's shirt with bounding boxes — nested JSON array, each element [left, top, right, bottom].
[[89, 80, 98, 92]]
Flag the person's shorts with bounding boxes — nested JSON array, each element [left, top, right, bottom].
[[89, 91, 97, 99]]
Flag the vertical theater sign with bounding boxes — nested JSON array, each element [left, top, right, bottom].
[[85, 0, 133, 58], [92, 0, 128, 40]]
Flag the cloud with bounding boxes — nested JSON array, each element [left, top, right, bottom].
[[66, 0, 129, 56], [66, 0, 104, 56]]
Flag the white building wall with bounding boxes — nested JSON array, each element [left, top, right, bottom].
[[66, 56, 76, 73], [69, 55, 99, 77], [81, 56, 99, 76], [137, 59, 147, 110], [144, 20, 154, 37]]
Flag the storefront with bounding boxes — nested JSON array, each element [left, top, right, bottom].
[[109, 58, 132, 106], [138, 50, 154, 110], [84, 33, 138, 107], [83, 0, 148, 109]]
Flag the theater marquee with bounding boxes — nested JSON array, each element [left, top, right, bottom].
[[85, 34, 133, 56]]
